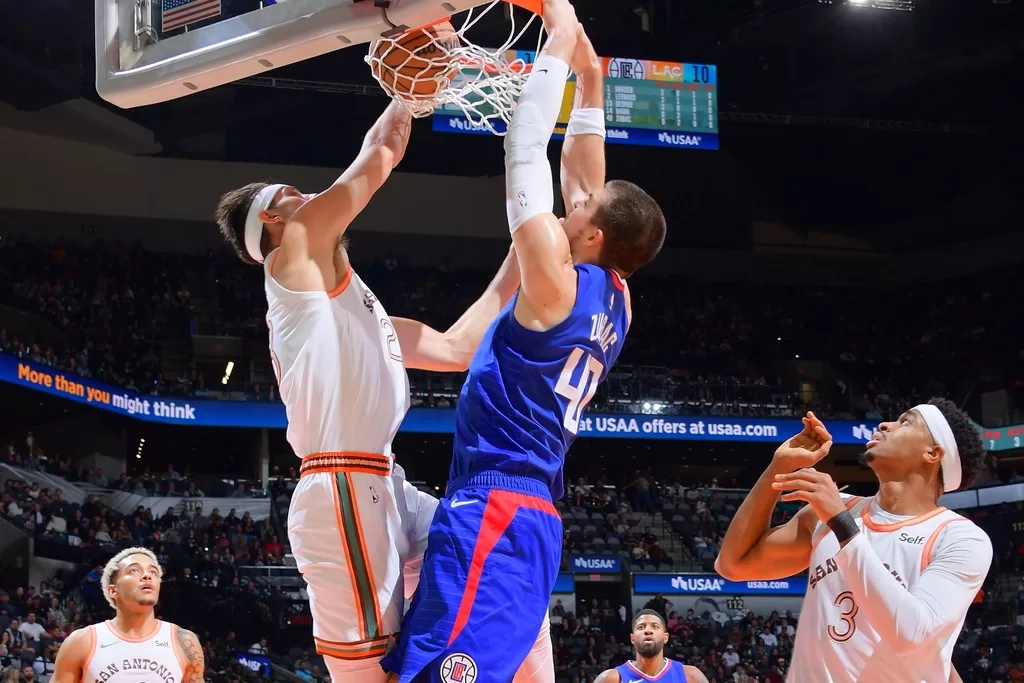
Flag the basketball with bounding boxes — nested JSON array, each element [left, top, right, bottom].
[[370, 21, 461, 101]]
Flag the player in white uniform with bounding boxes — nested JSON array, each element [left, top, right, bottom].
[[716, 399, 991, 683], [214, 101, 522, 682], [51, 547, 203, 683]]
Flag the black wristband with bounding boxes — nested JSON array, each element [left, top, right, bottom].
[[827, 509, 860, 545]]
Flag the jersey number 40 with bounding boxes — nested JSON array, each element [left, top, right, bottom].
[[555, 348, 605, 435]]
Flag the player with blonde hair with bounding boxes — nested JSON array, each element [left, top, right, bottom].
[[51, 547, 204, 683]]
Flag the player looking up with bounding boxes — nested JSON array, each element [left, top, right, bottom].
[[51, 547, 204, 683], [594, 610, 708, 683], [716, 403, 991, 683]]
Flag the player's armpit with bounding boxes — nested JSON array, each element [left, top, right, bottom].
[[275, 101, 410, 285], [512, 214, 577, 330], [684, 665, 711, 683], [51, 626, 92, 683], [176, 627, 206, 683], [715, 504, 816, 581], [282, 145, 392, 250]]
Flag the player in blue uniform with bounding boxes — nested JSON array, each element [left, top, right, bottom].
[[597, 610, 709, 683], [381, 1, 666, 681]]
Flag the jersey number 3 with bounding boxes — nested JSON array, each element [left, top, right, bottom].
[[555, 348, 604, 434], [827, 591, 859, 643]]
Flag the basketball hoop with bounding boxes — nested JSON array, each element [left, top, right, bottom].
[[366, 0, 553, 135]]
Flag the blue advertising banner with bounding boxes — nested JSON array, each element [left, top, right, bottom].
[[633, 573, 808, 596], [0, 354, 911, 448], [553, 573, 574, 593], [433, 115, 720, 151], [570, 555, 621, 573], [235, 652, 271, 677]]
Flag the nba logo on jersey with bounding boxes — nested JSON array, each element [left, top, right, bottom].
[[440, 653, 478, 683], [517, 190, 528, 207]]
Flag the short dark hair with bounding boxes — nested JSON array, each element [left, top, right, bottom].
[[593, 180, 666, 277], [929, 397, 985, 491], [632, 609, 666, 630], [214, 181, 271, 264]]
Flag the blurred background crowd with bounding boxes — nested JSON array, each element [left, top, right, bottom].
[[2, 0, 1023, 678]]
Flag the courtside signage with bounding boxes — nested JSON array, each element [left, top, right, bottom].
[[570, 555, 621, 573], [0, 355, 995, 446], [633, 573, 808, 596]]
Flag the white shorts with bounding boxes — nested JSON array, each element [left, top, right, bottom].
[[288, 454, 437, 666]]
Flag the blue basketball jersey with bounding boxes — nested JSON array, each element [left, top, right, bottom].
[[615, 659, 689, 683], [450, 263, 630, 501]]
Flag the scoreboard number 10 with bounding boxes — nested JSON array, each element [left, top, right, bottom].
[[690, 65, 711, 84]]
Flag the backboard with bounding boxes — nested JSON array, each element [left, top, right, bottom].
[[95, 0, 497, 109]]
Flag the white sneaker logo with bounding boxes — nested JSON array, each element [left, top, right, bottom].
[[450, 499, 478, 509]]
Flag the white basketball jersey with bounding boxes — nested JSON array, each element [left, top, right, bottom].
[[83, 620, 184, 683], [265, 252, 410, 459], [789, 496, 979, 683]]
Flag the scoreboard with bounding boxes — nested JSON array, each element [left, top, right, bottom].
[[432, 51, 719, 151]]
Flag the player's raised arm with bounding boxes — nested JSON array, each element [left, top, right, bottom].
[[268, 100, 412, 292], [715, 413, 833, 581], [392, 246, 521, 372], [560, 29, 606, 214], [50, 626, 91, 683], [504, 0, 580, 330]]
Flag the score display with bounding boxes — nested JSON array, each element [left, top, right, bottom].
[[432, 51, 719, 151]]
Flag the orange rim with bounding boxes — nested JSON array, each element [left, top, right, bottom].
[[504, 0, 542, 16]]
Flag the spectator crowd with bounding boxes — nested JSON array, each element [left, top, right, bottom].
[[2, 238, 1020, 423], [3, 430, 1021, 682], [0, 237, 1020, 681]]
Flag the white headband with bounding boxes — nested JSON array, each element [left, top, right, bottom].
[[914, 403, 962, 492], [244, 184, 285, 264]]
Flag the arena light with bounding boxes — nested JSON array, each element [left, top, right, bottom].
[[819, 0, 916, 10], [222, 361, 235, 385], [136, 438, 145, 459]]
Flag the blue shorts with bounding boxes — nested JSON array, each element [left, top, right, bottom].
[[381, 472, 562, 683]]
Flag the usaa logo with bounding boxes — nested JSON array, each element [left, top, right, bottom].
[[852, 424, 874, 441], [657, 132, 702, 147], [447, 117, 488, 132]]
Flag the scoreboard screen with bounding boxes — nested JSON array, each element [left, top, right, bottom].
[[432, 51, 719, 151]]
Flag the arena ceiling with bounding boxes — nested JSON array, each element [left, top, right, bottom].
[[1, 0, 1021, 250]]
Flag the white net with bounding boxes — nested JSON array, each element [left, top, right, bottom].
[[365, 0, 548, 135]]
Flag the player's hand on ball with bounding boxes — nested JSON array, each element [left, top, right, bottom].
[[772, 411, 833, 472], [771, 468, 846, 524]]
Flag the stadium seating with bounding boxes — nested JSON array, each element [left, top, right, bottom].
[[3, 238, 1021, 422], [2, 237, 1021, 682]]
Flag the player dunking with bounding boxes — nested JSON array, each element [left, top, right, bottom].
[[214, 101, 521, 682], [716, 402, 992, 682], [593, 610, 708, 683], [51, 547, 204, 683], [382, 2, 666, 680]]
